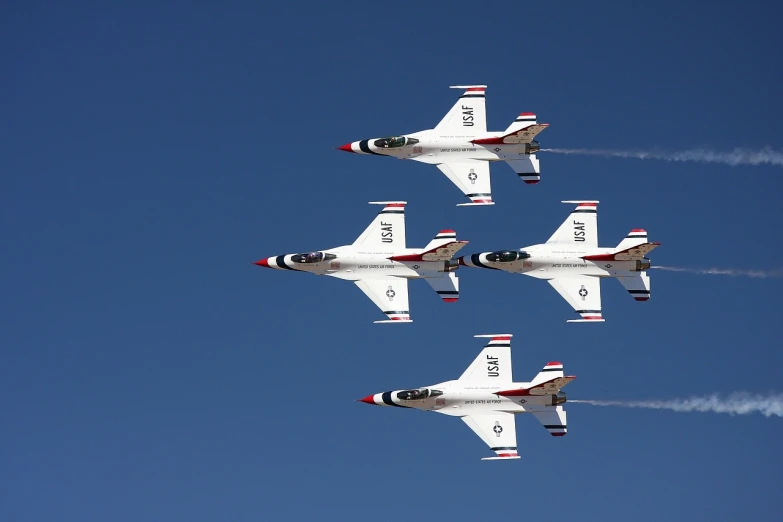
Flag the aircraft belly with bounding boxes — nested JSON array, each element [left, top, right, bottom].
[[325, 258, 401, 279]]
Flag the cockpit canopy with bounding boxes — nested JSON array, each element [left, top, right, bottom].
[[290, 251, 336, 264], [374, 136, 420, 149], [486, 250, 530, 263], [396, 388, 443, 401]]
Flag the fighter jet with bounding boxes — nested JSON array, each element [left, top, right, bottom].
[[359, 334, 574, 460], [337, 85, 548, 206], [254, 201, 467, 323], [459, 201, 660, 322]]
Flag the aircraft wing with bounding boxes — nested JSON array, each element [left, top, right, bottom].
[[461, 413, 520, 460], [354, 277, 412, 323], [436, 161, 494, 206], [546, 201, 598, 248], [353, 201, 406, 250], [547, 276, 604, 322], [435, 85, 487, 135]]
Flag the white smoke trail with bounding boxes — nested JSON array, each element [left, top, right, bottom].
[[651, 266, 783, 278], [540, 147, 783, 167], [571, 392, 783, 418]]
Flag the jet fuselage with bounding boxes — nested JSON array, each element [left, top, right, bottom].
[[361, 380, 565, 416], [256, 247, 456, 281], [461, 244, 650, 280], [342, 131, 539, 165]]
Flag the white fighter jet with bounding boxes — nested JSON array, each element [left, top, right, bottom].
[[337, 85, 548, 206], [459, 201, 660, 322], [253, 202, 468, 323], [359, 334, 574, 460]]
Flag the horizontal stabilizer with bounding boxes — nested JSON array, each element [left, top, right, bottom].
[[567, 318, 606, 323], [617, 272, 652, 301], [425, 272, 460, 302], [374, 319, 414, 324], [532, 408, 568, 437], [505, 156, 541, 184], [481, 455, 521, 461]]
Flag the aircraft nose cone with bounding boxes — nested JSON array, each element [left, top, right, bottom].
[[253, 258, 270, 268], [357, 395, 377, 405], [337, 142, 355, 153]]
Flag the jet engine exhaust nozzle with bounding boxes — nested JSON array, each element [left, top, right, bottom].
[[525, 140, 541, 154], [636, 258, 652, 271], [443, 259, 459, 272]]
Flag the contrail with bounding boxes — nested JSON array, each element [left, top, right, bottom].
[[571, 392, 783, 418], [651, 266, 783, 278], [540, 147, 783, 167]]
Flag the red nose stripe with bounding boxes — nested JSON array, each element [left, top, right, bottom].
[[254, 258, 270, 267], [337, 143, 355, 152], [358, 395, 376, 405]]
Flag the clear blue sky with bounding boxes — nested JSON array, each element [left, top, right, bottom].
[[2, 2, 782, 521]]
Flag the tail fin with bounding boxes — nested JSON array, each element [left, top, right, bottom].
[[421, 230, 469, 259], [503, 112, 538, 134], [496, 362, 576, 396], [583, 229, 660, 262], [472, 122, 549, 145], [617, 272, 651, 301], [531, 361, 564, 385], [390, 230, 468, 262], [615, 229, 649, 252]]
